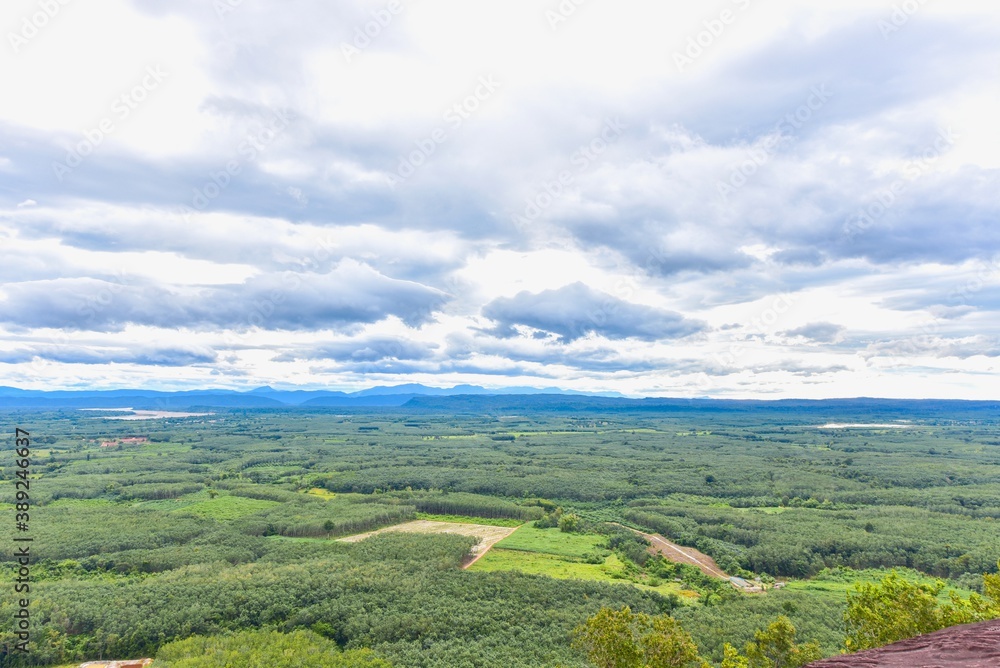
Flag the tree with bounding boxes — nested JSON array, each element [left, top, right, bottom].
[[844, 571, 946, 651], [845, 566, 1000, 652], [721, 644, 749, 668], [939, 564, 1000, 627], [641, 615, 708, 668], [559, 513, 581, 533], [573, 606, 706, 668], [742, 616, 822, 668], [985, 569, 1000, 603], [574, 607, 644, 668], [153, 629, 392, 667]]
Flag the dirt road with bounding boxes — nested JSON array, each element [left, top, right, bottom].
[[612, 523, 729, 579]]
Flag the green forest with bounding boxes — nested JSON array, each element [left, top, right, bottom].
[[0, 403, 998, 666]]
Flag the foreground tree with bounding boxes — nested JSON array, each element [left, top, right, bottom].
[[720, 644, 749, 668], [844, 566, 1000, 651], [573, 606, 707, 668], [152, 629, 391, 668], [742, 616, 822, 668]]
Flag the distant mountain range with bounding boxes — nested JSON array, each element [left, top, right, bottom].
[[0, 384, 624, 409], [0, 385, 997, 416]]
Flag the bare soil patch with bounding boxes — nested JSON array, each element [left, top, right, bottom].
[[612, 523, 729, 579], [338, 520, 518, 568]]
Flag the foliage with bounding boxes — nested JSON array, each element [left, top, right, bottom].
[[2, 406, 999, 667], [673, 591, 844, 664], [152, 629, 392, 667], [720, 644, 748, 668], [0, 532, 674, 667], [573, 607, 705, 668], [739, 616, 822, 668], [844, 567, 1000, 651], [560, 513, 582, 533]]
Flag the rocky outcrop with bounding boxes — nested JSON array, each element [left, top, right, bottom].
[[807, 619, 1000, 667]]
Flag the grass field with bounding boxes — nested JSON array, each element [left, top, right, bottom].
[[415, 512, 525, 527], [305, 487, 338, 499], [469, 549, 696, 600], [493, 525, 608, 558], [131, 491, 279, 519], [783, 567, 977, 602], [176, 493, 279, 519]]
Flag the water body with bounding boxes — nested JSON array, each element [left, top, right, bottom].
[[80, 408, 212, 420], [815, 423, 912, 429]]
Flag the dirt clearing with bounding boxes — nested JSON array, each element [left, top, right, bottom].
[[612, 524, 729, 579], [338, 520, 518, 568]]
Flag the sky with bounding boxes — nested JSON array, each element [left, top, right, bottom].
[[1, 0, 999, 398]]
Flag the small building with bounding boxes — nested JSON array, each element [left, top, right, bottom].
[[729, 576, 764, 593]]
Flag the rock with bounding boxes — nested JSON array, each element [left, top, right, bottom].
[[807, 619, 1000, 667]]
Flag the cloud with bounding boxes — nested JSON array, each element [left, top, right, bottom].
[[1, 2, 999, 397], [481, 283, 706, 342], [781, 322, 846, 343], [274, 337, 438, 363], [863, 335, 1000, 360], [0, 261, 446, 332], [0, 345, 216, 366]]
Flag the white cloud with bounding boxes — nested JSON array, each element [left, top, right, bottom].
[[0, 0, 998, 397]]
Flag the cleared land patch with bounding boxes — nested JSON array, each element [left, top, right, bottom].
[[414, 512, 524, 528], [494, 525, 607, 558], [470, 549, 695, 599], [174, 494, 279, 520], [470, 526, 697, 600], [337, 520, 517, 567], [632, 528, 728, 579]]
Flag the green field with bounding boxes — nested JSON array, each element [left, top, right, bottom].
[[470, 549, 692, 597], [783, 567, 978, 602], [414, 512, 525, 527], [175, 493, 280, 519], [493, 525, 609, 558], [470, 525, 701, 601]]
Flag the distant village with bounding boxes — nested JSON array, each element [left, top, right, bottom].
[[93, 436, 148, 449]]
